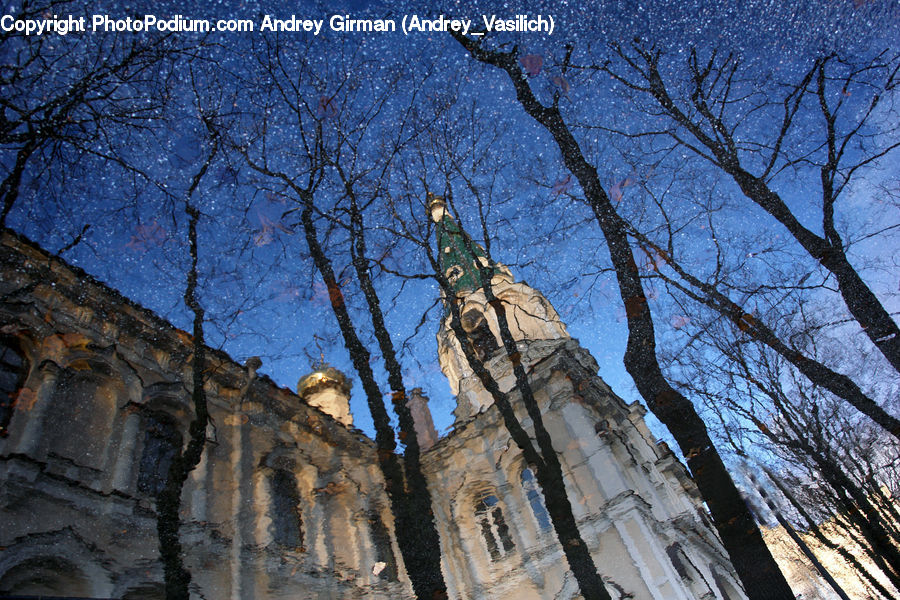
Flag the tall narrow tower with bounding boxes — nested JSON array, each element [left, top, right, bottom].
[[423, 194, 747, 600], [429, 193, 568, 422]]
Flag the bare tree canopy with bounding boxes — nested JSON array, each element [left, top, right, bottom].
[[0, 2, 897, 599]]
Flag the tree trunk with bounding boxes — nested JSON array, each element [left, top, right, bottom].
[[451, 33, 794, 600], [346, 192, 447, 597], [159, 202, 210, 600], [300, 199, 446, 599], [436, 276, 612, 600]]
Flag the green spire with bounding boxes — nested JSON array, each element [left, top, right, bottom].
[[428, 193, 496, 295]]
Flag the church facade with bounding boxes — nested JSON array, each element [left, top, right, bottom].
[[0, 221, 746, 599]]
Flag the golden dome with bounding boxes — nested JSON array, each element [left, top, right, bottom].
[[297, 364, 352, 399]]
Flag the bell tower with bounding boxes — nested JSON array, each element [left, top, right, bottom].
[[428, 194, 569, 421], [423, 197, 746, 600]]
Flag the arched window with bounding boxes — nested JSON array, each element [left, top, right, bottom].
[[0, 337, 28, 437], [666, 543, 693, 581], [44, 368, 115, 469], [0, 556, 91, 596], [367, 508, 397, 580], [137, 413, 182, 496], [121, 584, 165, 600], [474, 490, 514, 560], [462, 309, 498, 361], [710, 568, 739, 600], [270, 468, 304, 548], [521, 467, 552, 532]]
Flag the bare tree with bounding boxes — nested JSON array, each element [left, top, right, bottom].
[[451, 32, 795, 599], [767, 469, 899, 600], [235, 36, 449, 599], [154, 113, 221, 599], [342, 180, 447, 598], [602, 45, 900, 375], [426, 194, 613, 600], [674, 326, 900, 594], [0, 0, 182, 229], [372, 89, 623, 597], [619, 212, 900, 438]]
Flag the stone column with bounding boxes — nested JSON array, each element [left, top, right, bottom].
[[229, 420, 245, 600], [109, 410, 140, 492], [14, 361, 60, 458]]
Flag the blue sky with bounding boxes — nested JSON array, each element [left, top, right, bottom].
[[4, 0, 898, 447]]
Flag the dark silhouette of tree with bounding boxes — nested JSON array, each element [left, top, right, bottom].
[[385, 102, 615, 597], [672, 326, 900, 594], [156, 117, 219, 600], [297, 194, 447, 599], [767, 469, 899, 599], [235, 36, 448, 599], [746, 469, 853, 600], [451, 32, 795, 600], [343, 183, 446, 599], [622, 221, 900, 439], [424, 193, 614, 600], [0, 0, 182, 229], [602, 45, 900, 375]]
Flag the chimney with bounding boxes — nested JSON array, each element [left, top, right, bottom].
[[406, 388, 439, 451]]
